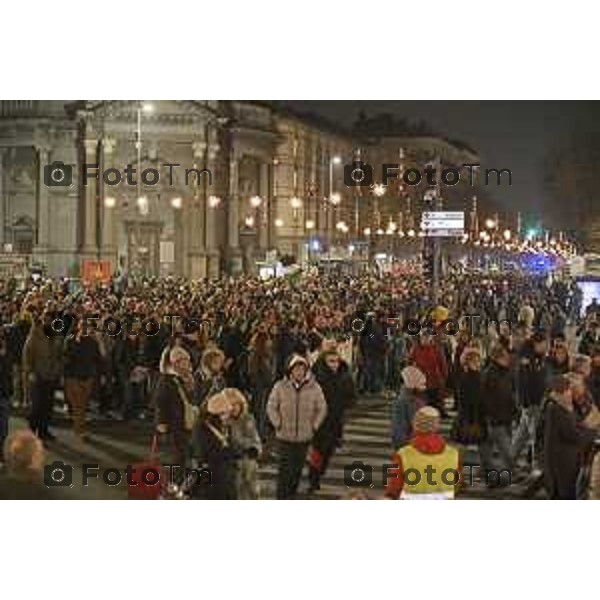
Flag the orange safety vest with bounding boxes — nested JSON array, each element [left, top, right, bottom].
[[397, 443, 460, 499]]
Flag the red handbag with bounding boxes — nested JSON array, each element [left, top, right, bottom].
[[308, 448, 322, 470], [128, 435, 162, 500]]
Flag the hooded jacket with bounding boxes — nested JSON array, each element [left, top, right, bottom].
[[391, 386, 425, 449], [409, 342, 448, 390], [266, 374, 327, 443]]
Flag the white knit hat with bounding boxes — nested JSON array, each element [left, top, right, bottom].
[[287, 354, 309, 372], [401, 366, 426, 391]]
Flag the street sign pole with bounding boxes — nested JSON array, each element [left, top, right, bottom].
[[433, 156, 442, 304]]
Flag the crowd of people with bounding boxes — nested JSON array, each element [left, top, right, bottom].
[[0, 267, 599, 499]]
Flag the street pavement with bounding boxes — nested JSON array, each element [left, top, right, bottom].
[[4, 394, 541, 500]]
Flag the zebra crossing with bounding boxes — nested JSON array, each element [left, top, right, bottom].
[[5, 394, 539, 499], [257, 394, 536, 499]]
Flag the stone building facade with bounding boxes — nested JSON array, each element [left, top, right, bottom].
[[0, 100, 480, 278]]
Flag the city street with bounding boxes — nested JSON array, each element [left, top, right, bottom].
[[6, 392, 535, 500]]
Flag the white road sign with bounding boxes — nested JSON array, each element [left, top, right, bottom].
[[421, 211, 464, 236]]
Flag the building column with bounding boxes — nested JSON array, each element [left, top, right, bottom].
[[100, 138, 117, 266], [35, 146, 51, 251], [271, 158, 280, 253], [227, 147, 243, 275], [206, 143, 221, 279], [0, 148, 5, 247], [81, 138, 98, 256], [258, 161, 269, 252], [187, 140, 207, 279]]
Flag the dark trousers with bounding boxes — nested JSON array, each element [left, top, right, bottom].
[[308, 436, 336, 490], [29, 378, 57, 437], [276, 440, 309, 499]]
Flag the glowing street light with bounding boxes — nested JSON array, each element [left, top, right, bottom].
[[372, 183, 386, 197], [290, 196, 303, 210], [363, 227, 371, 236], [244, 215, 255, 228], [485, 218, 497, 230], [503, 229, 512, 241], [104, 196, 116, 208], [141, 102, 154, 114], [137, 196, 149, 215], [330, 192, 341, 205], [171, 197, 183, 210], [250, 195, 262, 208], [274, 218, 284, 228], [305, 219, 315, 230], [208, 195, 221, 208]]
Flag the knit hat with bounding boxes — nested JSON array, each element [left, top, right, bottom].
[[413, 406, 441, 434], [168, 346, 195, 393], [401, 366, 426, 391], [287, 354, 309, 372]]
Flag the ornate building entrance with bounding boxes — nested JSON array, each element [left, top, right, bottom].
[[125, 221, 161, 277]]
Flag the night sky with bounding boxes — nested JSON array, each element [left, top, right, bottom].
[[286, 101, 600, 220]]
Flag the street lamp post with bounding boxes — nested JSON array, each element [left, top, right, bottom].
[[327, 156, 342, 263]]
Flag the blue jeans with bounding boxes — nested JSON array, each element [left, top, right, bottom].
[[479, 422, 513, 477], [512, 405, 541, 467]]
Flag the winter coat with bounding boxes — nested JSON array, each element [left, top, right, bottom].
[[457, 369, 482, 425], [193, 416, 237, 499], [154, 373, 185, 433], [481, 361, 515, 425], [266, 375, 327, 443], [544, 400, 596, 499], [312, 357, 356, 447], [64, 335, 102, 380], [113, 336, 142, 378], [22, 324, 63, 381], [142, 329, 169, 369], [409, 343, 448, 390], [517, 348, 550, 408], [229, 410, 262, 459], [391, 386, 425, 449], [193, 367, 226, 407]]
